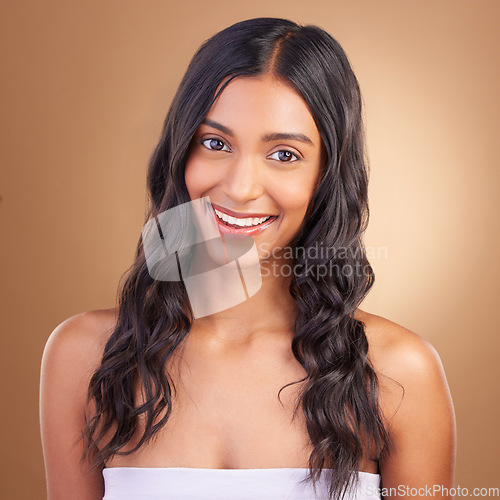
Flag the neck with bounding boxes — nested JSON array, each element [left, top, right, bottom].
[[186, 261, 297, 353]]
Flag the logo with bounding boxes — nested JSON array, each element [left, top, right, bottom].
[[142, 197, 262, 318]]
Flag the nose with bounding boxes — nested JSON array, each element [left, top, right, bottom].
[[221, 153, 264, 204]]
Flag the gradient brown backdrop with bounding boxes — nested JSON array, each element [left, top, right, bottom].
[[1, 0, 499, 497]]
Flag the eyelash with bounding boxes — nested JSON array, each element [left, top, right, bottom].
[[199, 137, 301, 163]]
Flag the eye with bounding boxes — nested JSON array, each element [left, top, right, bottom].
[[200, 137, 231, 152], [269, 149, 301, 163]]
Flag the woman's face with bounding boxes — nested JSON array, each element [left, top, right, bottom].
[[184, 74, 324, 262]]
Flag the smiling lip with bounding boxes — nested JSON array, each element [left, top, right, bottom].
[[210, 202, 276, 219], [210, 202, 278, 236]]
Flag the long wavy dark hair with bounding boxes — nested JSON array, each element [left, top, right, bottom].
[[80, 17, 392, 499]]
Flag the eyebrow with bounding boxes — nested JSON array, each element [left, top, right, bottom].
[[201, 118, 314, 146]]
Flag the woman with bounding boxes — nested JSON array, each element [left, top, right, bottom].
[[40, 17, 456, 499]]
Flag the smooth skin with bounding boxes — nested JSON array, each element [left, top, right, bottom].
[[40, 75, 456, 499]]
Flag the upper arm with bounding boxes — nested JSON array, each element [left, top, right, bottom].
[[40, 311, 107, 500], [372, 323, 456, 497]]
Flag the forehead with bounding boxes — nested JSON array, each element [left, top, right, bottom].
[[205, 75, 320, 139]]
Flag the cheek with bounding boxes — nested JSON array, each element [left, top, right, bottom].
[[269, 175, 318, 217], [184, 159, 205, 199]]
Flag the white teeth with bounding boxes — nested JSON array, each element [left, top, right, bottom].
[[214, 208, 272, 227]]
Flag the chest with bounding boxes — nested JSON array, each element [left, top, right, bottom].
[[103, 348, 314, 469]]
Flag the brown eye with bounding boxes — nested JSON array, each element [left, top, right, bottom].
[[270, 149, 300, 162], [201, 138, 230, 152]]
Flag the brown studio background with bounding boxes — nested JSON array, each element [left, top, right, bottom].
[[1, 0, 499, 497]]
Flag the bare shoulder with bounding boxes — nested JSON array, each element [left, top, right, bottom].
[[41, 307, 119, 422], [354, 311, 456, 484], [354, 309, 453, 420], [355, 308, 444, 380], [49, 306, 118, 342], [40, 308, 119, 498], [44, 307, 118, 367]]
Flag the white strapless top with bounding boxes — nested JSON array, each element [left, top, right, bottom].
[[102, 467, 381, 499]]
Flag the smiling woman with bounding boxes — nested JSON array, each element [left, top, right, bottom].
[[184, 75, 323, 258], [40, 17, 456, 500]]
